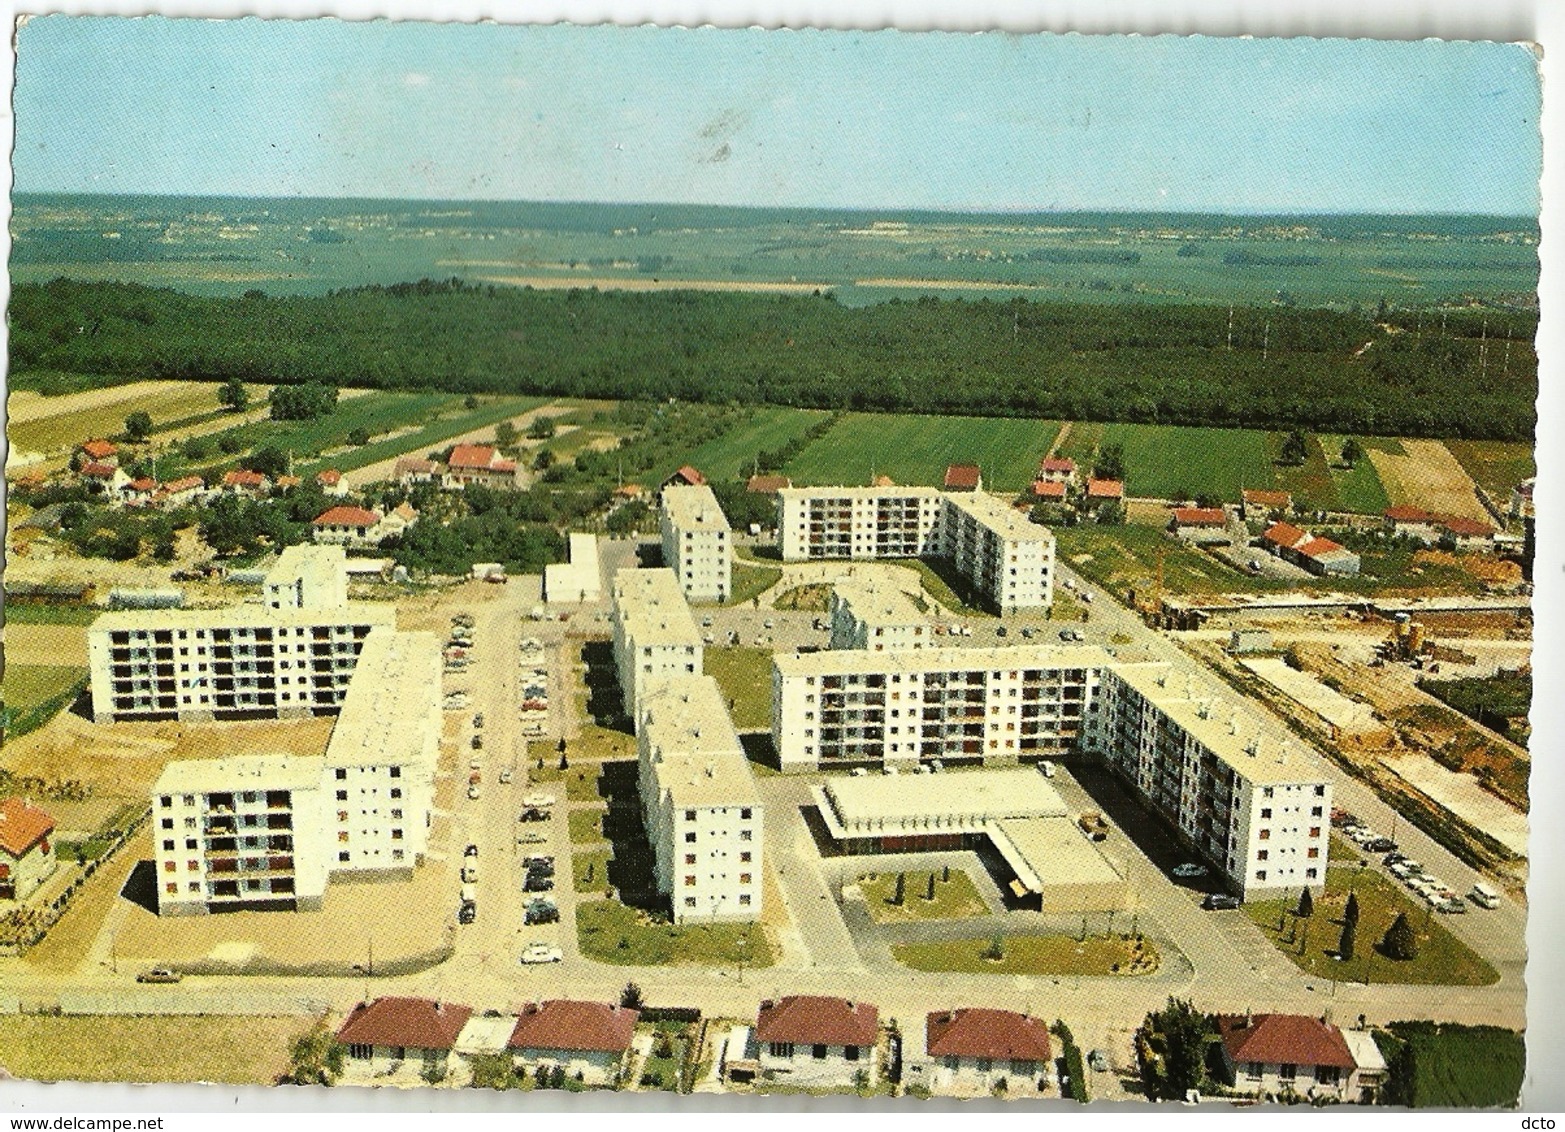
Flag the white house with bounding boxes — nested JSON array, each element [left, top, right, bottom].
[[505, 1000, 639, 1086], [337, 997, 473, 1081], [915, 1008, 1053, 1096], [1217, 1013, 1380, 1104], [751, 996, 879, 1087], [0, 797, 58, 902]]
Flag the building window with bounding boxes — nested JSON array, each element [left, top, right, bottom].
[[740, 808, 752, 820], [187, 860, 199, 871], [812, 1045, 828, 1061], [1307, 847, 1319, 859], [391, 829, 403, 841], [685, 832, 697, 844], [685, 854, 696, 865], [164, 883, 178, 895], [685, 876, 696, 887], [1314, 785, 1325, 796], [1306, 868, 1318, 880], [337, 791, 348, 802], [684, 897, 697, 908], [338, 811, 349, 822], [1257, 850, 1268, 861], [845, 1045, 861, 1062], [1260, 808, 1272, 819], [739, 894, 751, 906], [1309, 827, 1321, 838], [160, 796, 173, 808], [339, 851, 351, 862], [336, 769, 347, 780], [1258, 829, 1270, 841], [1255, 870, 1267, 882], [161, 818, 174, 830], [740, 830, 752, 841], [740, 852, 752, 863], [390, 788, 402, 800], [350, 1044, 373, 1061], [389, 766, 401, 778], [339, 832, 350, 843], [1279, 1063, 1297, 1082], [770, 1042, 794, 1060], [685, 809, 697, 821], [740, 873, 752, 885]]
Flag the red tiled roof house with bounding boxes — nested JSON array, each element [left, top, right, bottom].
[[1217, 1013, 1369, 1102], [221, 469, 271, 497], [1262, 522, 1360, 577], [0, 797, 58, 902], [1085, 478, 1124, 501], [1030, 479, 1068, 502], [1382, 505, 1441, 544], [1437, 516, 1496, 553], [506, 1000, 639, 1085], [1170, 506, 1229, 543], [77, 439, 118, 467], [444, 445, 518, 490], [752, 995, 879, 1086], [395, 456, 441, 486], [1036, 456, 1076, 485], [1240, 489, 1292, 520], [312, 505, 385, 549], [337, 997, 473, 1078], [920, 1009, 1053, 1095], [316, 468, 349, 497], [943, 464, 982, 492]]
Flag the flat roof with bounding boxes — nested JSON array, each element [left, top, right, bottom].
[[775, 643, 1111, 679], [325, 629, 441, 768], [91, 602, 395, 633], [942, 490, 1055, 543], [153, 753, 325, 795], [831, 580, 926, 626], [821, 767, 1067, 827], [661, 484, 730, 531], [991, 816, 1124, 892], [265, 544, 346, 588], [612, 568, 700, 647], [777, 485, 942, 502], [454, 1014, 518, 1057], [639, 676, 759, 807]]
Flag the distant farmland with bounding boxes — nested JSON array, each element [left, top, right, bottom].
[[783, 412, 1061, 491], [681, 406, 829, 483]]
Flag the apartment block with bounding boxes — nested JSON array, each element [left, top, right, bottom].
[[1087, 662, 1332, 900], [264, 544, 350, 611], [828, 581, 930, 652], [88, 602, 394, 723], [323, 629, 442, 879], [609, 568, 703, 724], [152, 754, 331, 915], [636, 675, 763, 924], [771, 645, 1109, 772], [660, 484, 732, 602], [777, 485, 943, 562], [938, 491, 1055, 613]]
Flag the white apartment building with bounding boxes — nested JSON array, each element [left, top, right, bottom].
[[777, 486, 943, 562], [610, 568, 703, 724], [938, 491, 1055, 613], [828, 581, 930, 652], [264, 544, 349, 611], [543, 532, 603, 604], [151, 627, 443, 915], [771, 645, 1109, 772], [88, 602, 394, 722], [1086, 662, 1332, 901], [777, 486, 1053, 612], [323, 629, 442, 879], [636, 675, 763, 924], [152, 754, 332, 915], [660, 484, 732, 603]]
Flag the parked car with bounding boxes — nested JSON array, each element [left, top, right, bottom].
[[499, 769, 513, 785], [522, 793, 557, 808], [1470, 882, 1502, 909], [517, 831, 549, 846], [1330, 807, 1354, 827], [471, 735, 484, 750], [523, 874, 555, 893], [701, 615, 714, 627], [520, 943, 564, 965], [1039, 760, 1056, 778], [1021, 627, 1035, 639], [1202, 893, 1241, 911], [996, 625, 1008, 637], [464, 843, 479, 858], [1365, 837, 1397, 853], [458, 902, 477, 925], [1171, 863, 1208, 880], [518, 808, 552, 823], [473, 713, 485, 728], [1383, 852, 1406, 867], [468, 784, 481, 800], [461, 865, 478, 883], [1087, 1050, 1111, 1072], [461, 883, 478, 904], [1437, 898, 1468, 915], [136, 967, 182, 984], [1077, 812, 1109, 842], [525, 899, 560, 926]]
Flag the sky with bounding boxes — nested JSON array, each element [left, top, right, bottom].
[[12, 17, 1544, 214]]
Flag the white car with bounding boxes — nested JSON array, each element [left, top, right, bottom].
[[522, 793, 557, 808], [520, 943, 564, 965], [1171, 863, 1208, 879], [467, 784, 481, 801], [499, 769, 513, 784], [1080, 591, 1093, 603]]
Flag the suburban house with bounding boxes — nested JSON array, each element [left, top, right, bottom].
[[395, 457, 441, 486], [1241, 489, 1293, 520], [1261, 522, 1361, 576], [221, 469, 271, 497], [915, 1008, 1053, 1096], [746, 474, 792, 495], [0, 797, 58, 902], [1085, 478, 1125, 504], [1030, 479, 1068, 503], [1438, 516, 1496, 553], [153, 475, 205, 509], [316, 469, 349, 497], [118, 477, 159, 508], [337, 997, 474, 1079], [275, 474, 302, 492], [312, 505, 391, 549], [1036, 456, 1076, 485], [1216, 1012, 1379, 1103], [1510, 477, 1535, 520], [505, 1000, 639, 1085], [378, 502, 420, 540], [943, 464, 982, 492], [77, 439, 118, 467], [750, 995, 879, 1086], [80, 462, 128, 492], [1382, 505, 1443, 544], [444, 444, 517, 490], [661, 465, 708, 493], [614, 482, 647, 502], [1170, 507, 1228, 542]]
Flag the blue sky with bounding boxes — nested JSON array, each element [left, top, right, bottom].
[[13, 17, 1543, 214]]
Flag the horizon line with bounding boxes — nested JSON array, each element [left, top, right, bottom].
[[10, 189, 1539, 223]]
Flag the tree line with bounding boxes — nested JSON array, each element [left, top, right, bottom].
[[9, 278, 1538, 440]]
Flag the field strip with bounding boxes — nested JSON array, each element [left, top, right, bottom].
[[5, 380, 195, 425], [474, 274, 835, 294], [1367, 439, 1490, 522], [2, 623, 90, 666], [343, 399, 568, 488]]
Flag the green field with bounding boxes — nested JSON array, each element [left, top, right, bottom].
[[704, 647, 775, 730], [892, 932, 1158, 976], [1, 664, 88, 717], [573, 848, 612, 894], [0, 602, 100, 625], [720, 563, 783, 608], [288, 394, 544, 473], [784, 412, 1061, 492], [858, 869, 989, 922], [568, 806, 610, 845], [1317, 435, 1393, 513], [680, 406, 829, 483], [1243, 868, 1498, 987], [575, 898, 775, 968], [1058, 421, 1276, 501], [7, 381, 229, 455], [1444, 439, 1535, 501], [1375, 1022, 1525, 1108]]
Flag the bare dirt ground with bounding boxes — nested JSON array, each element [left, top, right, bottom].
[[2, 622, 90, 667], [6, 381, 199, 426], [1367, 439, 1491, 522], [343, 400, 571, 488]]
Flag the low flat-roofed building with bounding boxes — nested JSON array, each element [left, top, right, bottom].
[[610, 567, 703, 723], [938, 491, 1055, 613], [989, 816, 1126, 911], [264, 544, 348, 611], [771, 644, 1109, 772], [544, 532, 603, 604], [660, 484, 732, 602], [637, 675, 762, 923], [828, 580, 929, 652]]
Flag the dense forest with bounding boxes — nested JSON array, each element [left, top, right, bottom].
[[9, 278, 1538, 440]]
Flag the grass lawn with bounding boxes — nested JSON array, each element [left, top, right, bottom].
[[704, 647, 775, 730], [719, 563, 782, 608], [532, 761, 607, 802], [679, 406, 829, 483], [561, 723, 637, 763], [294, 394, 548, 474], [1243, 868, 1498, 986], [1444, 439, 1535, 501], [0, 1014, 308, 1083], [1055, 523, 1253, 599], [884, 557, 995, 616], [0, 664, 87, 711], [573, 848, 612, 894], [636, 1020, 691, 1091], [893, 932, 1158, 976], [0, 602, 101, 625], [785, 412, 1061, 493], [772, 583, 833, 612], [1318, 435, 1393, 513], [858, 868, 989, 922], [1329, 834, 1367, 862], [568, 807, 610, 845], [575, 898, 775, 967]]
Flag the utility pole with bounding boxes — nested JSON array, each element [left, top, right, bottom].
[[1262, 321, 1271, 363]]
